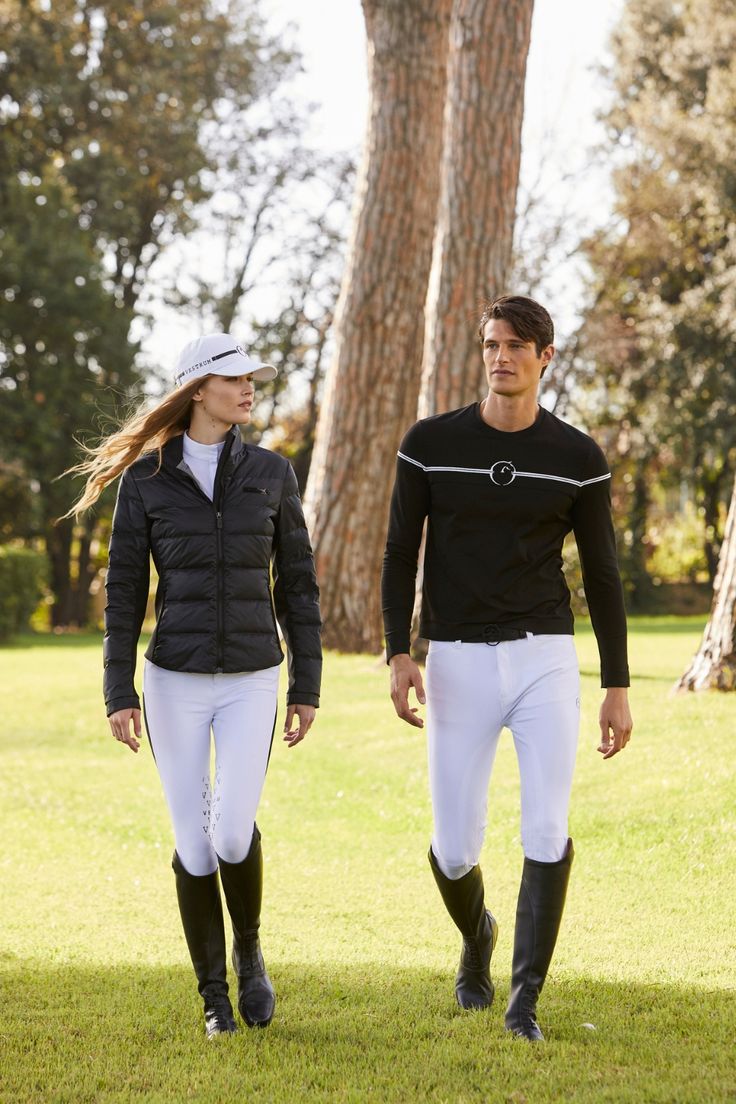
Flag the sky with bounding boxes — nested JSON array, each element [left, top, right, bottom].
[[263, 0, 625, 335], [142, 0, 625, 374], [266, 0, 623, 160]]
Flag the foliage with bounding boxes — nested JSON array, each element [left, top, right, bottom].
[[0, 170, 138, 518], [0, 546, 48, 639], [0, 459, 37, 541], [1, 627, 735, 1101], [151, 99, 355, 485], [0, 168, 139, 624], [647, 499, 711, 583], [573, 0, 736, 589], [1, 0, 295, 310], [562, 533, 588, 617], [0, 0, 307, 624]]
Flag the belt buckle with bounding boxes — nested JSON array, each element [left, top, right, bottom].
[[483, 623, 501, 646]]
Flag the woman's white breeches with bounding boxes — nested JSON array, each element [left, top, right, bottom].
[[426, 635, 580, 879], [142, 660, 280, 876]]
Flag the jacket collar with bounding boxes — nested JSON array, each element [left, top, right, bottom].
[[162, 425, 246, 471]]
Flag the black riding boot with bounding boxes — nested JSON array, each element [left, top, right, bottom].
[[505, 838, 574, 1042], [428, 848, 499, 1010], [218, 825, 276, 1028], [171, 851, 236, 1039]]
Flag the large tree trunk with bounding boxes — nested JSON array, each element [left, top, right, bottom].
[[700, 466, 726, 585], [304, 0, 452, 651], [70, 514, 97, 627], [625, 462, 654, 612], [418, 0, 534, 418], [47, 516, 74, 628], [675, 474, 736, 692]]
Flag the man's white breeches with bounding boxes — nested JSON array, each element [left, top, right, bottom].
[[426, 635, 580, 879]]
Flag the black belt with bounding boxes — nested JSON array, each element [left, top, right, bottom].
[[465, 625, 529, 646]]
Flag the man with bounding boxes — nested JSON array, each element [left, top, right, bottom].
[[381, 295, 632, 1041]]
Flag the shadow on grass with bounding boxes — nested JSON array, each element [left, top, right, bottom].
[[2, 960, 734, 1102]]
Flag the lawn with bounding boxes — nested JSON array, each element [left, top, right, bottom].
[[1, 618, 735, 1103]]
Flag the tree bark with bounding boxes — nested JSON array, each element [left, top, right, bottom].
[[70, 514, 97, 627], [47, 516, 73, 628], [675, 473, 736, 692], [625, 463, 654, 612], [700, 466, 726, 585], [418, 0, 534, 418], [304, 0, 452, 651]]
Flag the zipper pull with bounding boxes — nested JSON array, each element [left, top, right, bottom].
[[216, 512, 223, 528]]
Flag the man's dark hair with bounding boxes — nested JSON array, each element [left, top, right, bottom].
[[477, 295, 554, 356]]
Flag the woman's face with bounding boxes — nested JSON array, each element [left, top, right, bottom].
[[191, 373, 255, 431]]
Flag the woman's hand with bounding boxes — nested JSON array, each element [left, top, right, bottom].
[[108, 708, 142, 753], [283, 704, 316, 748]]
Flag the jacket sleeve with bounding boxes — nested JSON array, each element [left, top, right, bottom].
[[272, 461, 322, 707], [381, 424, 431, 662], [103, 468, 151, 716], [571, 438, 630, 688]]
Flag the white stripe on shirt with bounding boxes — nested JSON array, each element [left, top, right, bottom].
[[396, 450, 611, 489]]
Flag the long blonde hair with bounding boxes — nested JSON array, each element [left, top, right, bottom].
[[63, 376, 205, 519]]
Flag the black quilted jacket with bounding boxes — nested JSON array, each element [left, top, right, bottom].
[[103, 428, 322, 716]]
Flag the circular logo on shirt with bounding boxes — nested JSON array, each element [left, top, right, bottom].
[[490, 460, 516, 486]]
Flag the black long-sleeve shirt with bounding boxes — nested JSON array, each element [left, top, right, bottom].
[[381, 403, 629, 687]]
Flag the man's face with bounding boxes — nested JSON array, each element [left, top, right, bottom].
[[481, 318, 553, 398]]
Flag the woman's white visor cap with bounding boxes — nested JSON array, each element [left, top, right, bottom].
[[174, 333, 277, 388]]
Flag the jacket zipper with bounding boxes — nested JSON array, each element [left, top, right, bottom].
[[215, 506, 224, 672], [176, 441, 235, 673], [212, 443, 235, 673]]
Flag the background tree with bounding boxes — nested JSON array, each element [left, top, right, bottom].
[[676, 473, 736, 691], [151, 101, 355, 491], [305, 0, 539, 653], [0, 170, 136, 626], [0, 0, 304, 625], [574, 0, 736, 605], [418, 0, 534, 418], [1, 0, 296, 312], [304, 0, 453, 651]]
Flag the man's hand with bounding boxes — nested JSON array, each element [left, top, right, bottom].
[[389, 653, 426, 728], [108, 708, 142, 753], [283, 704, 316, 748], [598, 687, 632, 760]]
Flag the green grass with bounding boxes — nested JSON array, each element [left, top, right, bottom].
[[1, 619, 735, 1102]]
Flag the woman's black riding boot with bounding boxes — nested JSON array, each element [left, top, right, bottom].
[[171, 851, 236, 1039], [505, 838, 574, 1042], [428, 848, 499, 1010], [218, 825, 276, 1028]]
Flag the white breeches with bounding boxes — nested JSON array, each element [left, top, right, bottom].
[[426, 635, 580, 879], [142, 660, 280, 876]]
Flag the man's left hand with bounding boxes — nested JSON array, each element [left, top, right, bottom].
[[598, 687, 632, 760]]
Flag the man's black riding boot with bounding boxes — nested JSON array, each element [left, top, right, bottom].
[[218, 826, 275, 1028], [171, 851, 236, 1040], [428, 848, 499, 1010], [505, 838, 574, 1042]]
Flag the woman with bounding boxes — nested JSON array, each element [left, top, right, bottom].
[[68, 333, 322, 1039]]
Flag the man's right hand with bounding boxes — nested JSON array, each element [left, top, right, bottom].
[[389, 653, 426, 728], [108, 708, 142, 753]]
